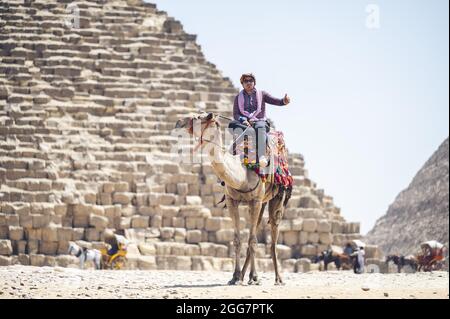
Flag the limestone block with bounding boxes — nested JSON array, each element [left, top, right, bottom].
[[0, 256, 11, 266], [6, 215, 19, 226], [291, 218, 303, 231], [89, 214, 109, 230], [39, 241, 58, 255], [302, 219, 317, 232], [282, 259, 297, 272], [131, 215, 149, 228], [299, 231, 308, 244], [199, 242, 216, 256], [30, 254, 46, 267], [32, 214, 50, 228], [331, 221, 343, 233], [186, 196, 202, 205], [118, 217, 131, 230], [114, 182, 129, 192], [307, 232, 319, 244], [177, 183, 189, 196], [138, 256, 157, 270], [186, 230, 202, 244], [276, 244, 292, 260], [215, 245, 229, 258], [159, 205, 180, 218], [174, 228, 186, 242], [205, 217, 232, 231], [295, 258, 311, 273], [172, 217, 185, 228], [319, 232, 333, 245], [155, 243, 172, 256], [215, 229, 234, 244], [8, 226, 23, 240], [56, 255, 78, 268], [333, 234, 344, 246], [279, 219, 292, 232], [0, 225, 7, 239], [19, 214, 33, 228], [160, 227, 175, 239], [26, 228, 42, 240], [283, 231, 299, 246], [299, 195, 321, 209], [14, 241, 27, 254], [150, 215, 162, 228], [73, 228, 85, 241], [99, 193, 112, 205], [138, 243, 156, 256], [18, 254, 29, 265], [85, 228, 100, 241], [185, 244, 200, 256], [0, 240, 13, 255], [42, 226, 58, 242], [58, 241, 70, 255], [301, 244, 317, 256], [317, 219, 331, 233], [26, 240, 39, 254], [113, 192, 134, 205]]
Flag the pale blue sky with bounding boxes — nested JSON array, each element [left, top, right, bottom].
[[151, 0, 449, 233]]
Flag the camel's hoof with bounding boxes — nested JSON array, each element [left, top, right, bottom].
[[248, 278, 261, 285], [274, 280, 285, 286], [228, 279, 243, 286]]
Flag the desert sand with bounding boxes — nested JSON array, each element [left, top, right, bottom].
[[0, 265, 448, 299]]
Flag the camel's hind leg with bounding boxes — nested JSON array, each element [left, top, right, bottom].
[[268, 190, 287, 285]]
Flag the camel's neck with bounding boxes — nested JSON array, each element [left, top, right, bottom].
[[206, 127, 247, 189]]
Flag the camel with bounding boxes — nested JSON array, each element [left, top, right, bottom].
[[175, 113, 292, 285]]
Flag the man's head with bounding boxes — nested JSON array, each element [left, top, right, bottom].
[[103, 229, 115, 243], [240, 73, 256, 91]]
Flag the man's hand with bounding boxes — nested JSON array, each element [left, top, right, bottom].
[[283, 94, 291, 105], [243, 120, 251, 127]]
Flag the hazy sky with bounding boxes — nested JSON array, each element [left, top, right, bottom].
[[151, 0, 449, 233]]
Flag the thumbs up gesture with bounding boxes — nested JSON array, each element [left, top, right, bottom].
[[283, 94, 291, 105]]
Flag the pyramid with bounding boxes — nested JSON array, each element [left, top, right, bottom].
[[0, 0, 369, 270], [366, 138, 449, 256]]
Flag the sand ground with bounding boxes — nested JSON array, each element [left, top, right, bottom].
[[0, 265, 448, 299]]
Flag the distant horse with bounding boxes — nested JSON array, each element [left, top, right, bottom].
[[385, 255, 418, 273], [417, 254, 445, 272], [314, 250, 352, 271]]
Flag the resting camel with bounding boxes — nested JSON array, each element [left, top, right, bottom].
[[175, 113, 292, 285]]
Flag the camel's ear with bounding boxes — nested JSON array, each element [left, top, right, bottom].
[[206, 113, 214, 121]]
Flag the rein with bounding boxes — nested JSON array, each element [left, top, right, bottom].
[[190, 118, 226, 152]]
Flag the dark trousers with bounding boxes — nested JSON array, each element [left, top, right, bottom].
[[228, 120, 269, 162]]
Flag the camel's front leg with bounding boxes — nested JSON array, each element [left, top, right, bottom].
[[240, 200, 262, 285], [227, 197, 242, 285]]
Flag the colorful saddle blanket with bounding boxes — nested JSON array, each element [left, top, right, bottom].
[[235, 130, 294, 188]]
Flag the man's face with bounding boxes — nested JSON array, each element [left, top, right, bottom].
[[243, 77, 255, 91]]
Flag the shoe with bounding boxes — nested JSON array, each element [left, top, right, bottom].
[[259, 155, 268, 168]]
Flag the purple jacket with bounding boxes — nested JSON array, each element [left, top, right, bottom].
[[233, 88, 285, 121]]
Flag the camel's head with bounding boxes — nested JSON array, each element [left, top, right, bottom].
[[175, 112, 219, 139]]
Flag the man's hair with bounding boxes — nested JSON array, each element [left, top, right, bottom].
[[240, 73, 256, 85]]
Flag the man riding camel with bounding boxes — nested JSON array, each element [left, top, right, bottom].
[[228, 73, 291, 167]]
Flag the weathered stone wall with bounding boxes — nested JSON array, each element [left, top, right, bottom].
[[0, 0, 370, 271]]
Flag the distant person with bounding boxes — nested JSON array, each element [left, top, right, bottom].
[[352, 246, 365, 274], [344, 243, 353, 256]]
